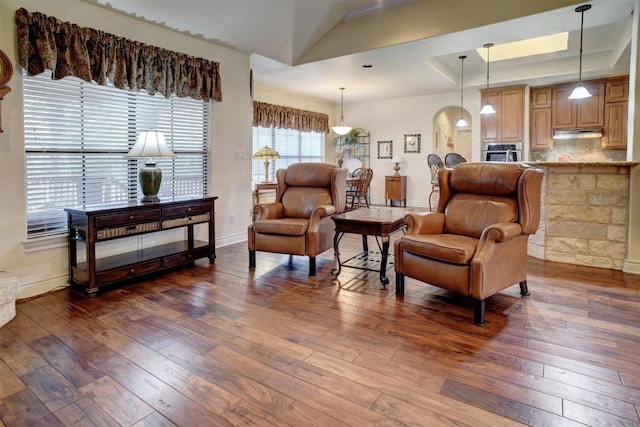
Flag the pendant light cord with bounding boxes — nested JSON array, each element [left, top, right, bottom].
[[485, 45, 490, 91], [460, 56, 465, 117], [339, 87, 345, 122], [578, 8, 584, 84]]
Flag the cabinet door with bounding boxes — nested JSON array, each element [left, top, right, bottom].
[[501, 88, 524, 142], [531, 87, 552, 108], [605, 79, 628, 102], [530, 108, 553, 150], [552, 87, 576, 128], [602, 102, 627, 149], [480, 91, 501, 142], [385, 177, 400, 199], [577, 83, 604, 127]]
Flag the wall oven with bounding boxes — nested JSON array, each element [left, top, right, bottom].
[[481, 142, 523, 162]]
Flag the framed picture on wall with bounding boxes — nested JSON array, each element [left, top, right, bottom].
[[377, 140, 392, 159], [404, 134, 421, 153]]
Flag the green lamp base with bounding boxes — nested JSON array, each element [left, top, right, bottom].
[[140, 162, 162, 202]]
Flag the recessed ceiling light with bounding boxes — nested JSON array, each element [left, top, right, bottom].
[[362, 64, 373, 68], [476, 32, 569, 62]]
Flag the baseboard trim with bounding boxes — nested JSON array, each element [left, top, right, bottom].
[[17, 275, 69, 301], [216, 232, 246, 248], [623, 259, 640, 274]]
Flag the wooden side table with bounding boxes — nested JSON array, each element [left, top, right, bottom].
[[255, 182, 277, 204], [385, 175, 406, 207]]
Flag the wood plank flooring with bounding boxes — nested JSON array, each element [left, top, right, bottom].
[[1, 234, 639, 426]]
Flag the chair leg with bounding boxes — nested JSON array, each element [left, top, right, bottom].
[[395, 272, 405, 295], [473, 299, 485, 326], [309, 257, 316, 277], [249, 250, 256, 270], [519, 280, 531, 296]]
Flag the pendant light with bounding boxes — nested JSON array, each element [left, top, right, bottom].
[[332, 87, 352, 135], [480, 43, 496, 115], [455, 55, 468, 128], [568, 4, 592, 99]]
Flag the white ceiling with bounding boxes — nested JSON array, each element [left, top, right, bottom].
[[88, 0, 634, 104]]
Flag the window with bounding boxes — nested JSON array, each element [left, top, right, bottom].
[[23, 71, 209, 238], [251, 126, 324, 184]]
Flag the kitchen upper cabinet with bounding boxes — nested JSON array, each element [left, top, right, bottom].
[[552, 82, 604, 129], [531, 87, 552, 108], [602, 101, 627, 149], [530, 107, 553, 150], [605, 79, 628, 102], [481, 85, 524, 143]]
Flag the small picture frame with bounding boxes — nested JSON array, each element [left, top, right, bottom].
[[377, 140, 392, 159], [404, 134, 421, 153]]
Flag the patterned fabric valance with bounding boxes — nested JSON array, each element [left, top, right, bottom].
[[253, 101, 329, 133], [15, 8, 222, 102]]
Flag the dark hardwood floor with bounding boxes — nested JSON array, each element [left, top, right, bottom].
[[1, 234, 639, 426]]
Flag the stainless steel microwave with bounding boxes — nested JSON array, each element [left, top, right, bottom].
[[481, 142, 523, 162]]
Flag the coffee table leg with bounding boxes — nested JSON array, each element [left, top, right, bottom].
[[331, 231, 344, 278], [379, 235, 390, 288]]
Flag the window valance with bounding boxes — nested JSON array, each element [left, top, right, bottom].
[[253, 101, 329, 133], [15, 8, 222, 102]]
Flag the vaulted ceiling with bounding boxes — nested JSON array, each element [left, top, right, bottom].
[[87, 0, 634, 104]]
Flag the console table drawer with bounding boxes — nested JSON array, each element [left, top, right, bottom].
[[95, 209, 161, 228], [162, 202, 211, 218], [97, 260, 162, 285]]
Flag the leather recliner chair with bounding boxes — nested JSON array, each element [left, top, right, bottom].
[[394, 162, 543, 325], [249, 162, 347, 276]]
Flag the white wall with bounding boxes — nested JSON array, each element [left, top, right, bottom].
[[0, 0, 252, 298], [341, 90, 482, 207]]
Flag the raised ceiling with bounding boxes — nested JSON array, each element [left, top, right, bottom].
[[87, 0, 634, 104]]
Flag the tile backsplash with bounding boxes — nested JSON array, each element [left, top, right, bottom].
[[530, 138, 627, 162]]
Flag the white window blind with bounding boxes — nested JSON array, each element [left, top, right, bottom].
[[23, 71, 209, 238], [252, 126, 324, 183]]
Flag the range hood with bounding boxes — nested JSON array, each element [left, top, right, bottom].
[[552, 129, 603, 140]]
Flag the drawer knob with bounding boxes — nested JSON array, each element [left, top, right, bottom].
[[129, 215, 135, 220], [130, 269, 135, 273], [187, 208, 192, 212]]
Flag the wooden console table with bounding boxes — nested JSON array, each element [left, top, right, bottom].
[[65, 196, 217, 296]]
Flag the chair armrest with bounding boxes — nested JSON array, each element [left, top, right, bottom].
[[309, 204, 336, 230], [478, 222, 523, 243], [404, 212, 445, 235], [253, 202, 283, 220]]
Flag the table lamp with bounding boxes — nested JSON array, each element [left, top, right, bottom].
[[392, 156, 403, 176], [253, 146, 280, 183], [125, 130, 176, 202]]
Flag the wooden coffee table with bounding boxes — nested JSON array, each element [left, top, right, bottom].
[[331, 207, 409, 288]]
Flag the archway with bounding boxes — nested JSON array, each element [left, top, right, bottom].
[[431, 106, 472, 163]]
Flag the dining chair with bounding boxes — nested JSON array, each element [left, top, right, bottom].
[[346, 167, 373, 209], [427, 154, 444, 212], [444, 152, 467, 168]]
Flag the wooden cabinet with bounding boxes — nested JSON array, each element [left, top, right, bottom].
[[530, 87, 553, 150], [605, 79, 628, 102], [530, 108, 553, 150], [65, 197, 217, 296], [602, 102, 627, 149], [481, 85, 525, 143], [552, 82, 604, 129], [385, 176, 406, 207]]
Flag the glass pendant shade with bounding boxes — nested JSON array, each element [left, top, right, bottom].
[[480, 103, 497, 115], [568, 83, 592, 99], [332, 87, 352, 135], [455, 117, 469, 127], [456, 55, 468, 128], [569, 4, 592, 99], [480, 43, 496, 115]]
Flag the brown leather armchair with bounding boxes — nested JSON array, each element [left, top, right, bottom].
[[394, 162, 543, 325], [249, 162, 347, 276]]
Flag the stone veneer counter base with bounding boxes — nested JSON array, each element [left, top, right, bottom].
[[524, 162, 638, 270]]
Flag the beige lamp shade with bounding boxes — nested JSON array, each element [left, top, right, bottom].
[[125, 130, 176, 159], [125, 130, 176, 203], [253, 146, 280, 183]]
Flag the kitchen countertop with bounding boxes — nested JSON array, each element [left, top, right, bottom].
[[523, 161, 639, 166]]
